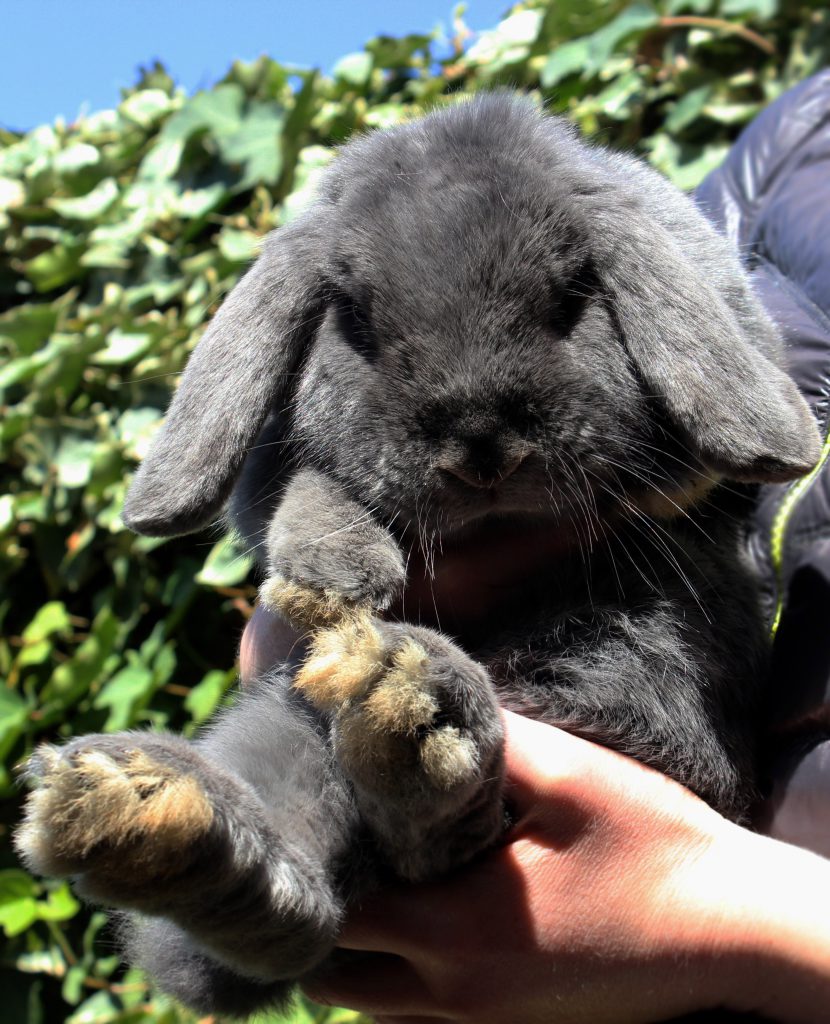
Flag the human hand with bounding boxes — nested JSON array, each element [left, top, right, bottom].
[[239, 612, 830, 1024], [300, 712, 830, 1024]]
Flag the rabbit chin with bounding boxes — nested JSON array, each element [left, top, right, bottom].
[[391, 511, 589, 632], [418, 480, 615, 544], [409, 507, 594, 568]]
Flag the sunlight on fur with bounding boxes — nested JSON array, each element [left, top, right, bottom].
[[259, 574, 358, 629], [294, 611, 385, 707], [16, 746, 213, 881], [421, 727, 478, 789]]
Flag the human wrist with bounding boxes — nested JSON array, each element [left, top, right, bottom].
[[696, 824, 830, 1021]]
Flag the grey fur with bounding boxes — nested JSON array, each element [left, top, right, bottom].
[[17, 95, 820, 1018], [266, 467, 406, 609]]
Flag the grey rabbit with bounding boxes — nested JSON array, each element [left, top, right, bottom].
[[15, 94, 821, 1019]]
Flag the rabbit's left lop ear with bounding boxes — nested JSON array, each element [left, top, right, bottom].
[[590, 206, 821, 483], [122, 213, 329, 537]]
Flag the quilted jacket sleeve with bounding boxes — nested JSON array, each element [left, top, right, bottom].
[[696, 72, 830, 856]]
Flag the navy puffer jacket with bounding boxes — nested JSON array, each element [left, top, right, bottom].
[[695, 71, 830, 856]]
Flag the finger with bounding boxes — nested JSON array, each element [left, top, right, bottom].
[[374, 1017, 451, 1023], [337, 881, 453, 953], [302, 952, 436, 1017], [503, 710, 712, 838], [238, 605, 305, 685], [338, 834, 530, 957], [501, 710, 591, 815]]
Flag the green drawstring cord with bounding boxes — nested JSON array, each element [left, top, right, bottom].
[[769, 421, 830, 638]]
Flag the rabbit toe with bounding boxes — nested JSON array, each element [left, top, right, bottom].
[[293, 611, 386, 706]]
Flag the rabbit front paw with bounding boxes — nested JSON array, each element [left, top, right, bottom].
[[259, 532, 404, 628], [261, 468, 405, 631], [259, 573, 358, 630]]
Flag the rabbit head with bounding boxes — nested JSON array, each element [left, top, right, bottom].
[[122, 95, 820, 547]]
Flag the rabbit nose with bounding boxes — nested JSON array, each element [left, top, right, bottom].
[[439, 450, 526, 490]]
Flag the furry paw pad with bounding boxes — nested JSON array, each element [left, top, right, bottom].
[[15, 739, 213, 884], [259, 574, 356, 631], [296, 619, 482, 792]]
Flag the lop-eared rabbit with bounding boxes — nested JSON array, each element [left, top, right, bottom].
[[16, 95, 820, 1017]]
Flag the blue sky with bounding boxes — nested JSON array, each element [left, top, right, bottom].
[[3, 0, 512, 132]]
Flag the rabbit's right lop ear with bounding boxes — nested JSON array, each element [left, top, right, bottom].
[[587, 203, 821, 483], [122, 215, 328, 537]]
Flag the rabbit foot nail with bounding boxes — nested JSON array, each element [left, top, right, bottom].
[[16, 739, 213, 884]]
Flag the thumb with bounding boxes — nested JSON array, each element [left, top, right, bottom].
[[502, 710, 600, 822]]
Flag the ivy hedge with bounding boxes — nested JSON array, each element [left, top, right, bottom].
[[1, 1, 828, 1021]]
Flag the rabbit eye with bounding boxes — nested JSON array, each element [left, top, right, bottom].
[[549, 261, 597, 337], [334, 294, 379, 361]]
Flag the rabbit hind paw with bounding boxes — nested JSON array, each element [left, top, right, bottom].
[[293, 611, 388, 707], [295, 617, 479, 792], [15, 738, 213, 885]]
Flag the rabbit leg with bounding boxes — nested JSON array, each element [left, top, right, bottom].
[[294, 614, 506, 881], [15, 704, 349, 991], [259, 467, 405, 628], [121, 916, 294, 1018]]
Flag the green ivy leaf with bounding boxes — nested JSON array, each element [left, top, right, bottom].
[[22, 601, 72, 643], [47, 178, 119, 220], [468, 10, 544, 66], [119, 88, 177, 128], [94, 655, 157, 731], [184, 668, 236, 725], [0, 870, 40, 937], [92, 328, 155, 366], [23, 243, 85, 292], [665, 85, 713, 133], [0, 687, 32, 762], [44, 605, 120, 708], [195, 534, 254, 587], [541, 39, 593, 88], [66, 991, 122, 1024], [0, 301, 59, 356], [332, 52, 373, 86], [365, 33, 432, 69], [177, 182, 228, 218], [721, 0, 777, 17], [53, 436, 99, 488], [587, 4, 660, 70], [0, 175, 25, 210], [53, 143, 100, 174], [218, 227, 262, 262], [62, 963, 88, 1006], [15, 946, 66, 977], [594, 69, 644, 118], [138, 84, 245, 182], [116, 407, 162, 459], [37, 882, 81, 922], [218, 103, 285, 189]]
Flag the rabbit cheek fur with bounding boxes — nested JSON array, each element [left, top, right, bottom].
[[15, 95, 820, 1019]]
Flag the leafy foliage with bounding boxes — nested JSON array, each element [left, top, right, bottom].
[[1, 1, 828, 1020]]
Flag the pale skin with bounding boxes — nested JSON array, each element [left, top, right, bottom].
[[239, 548, 830, 1024]]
